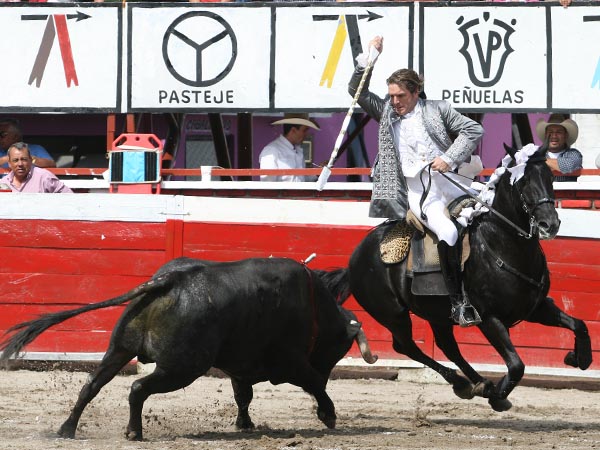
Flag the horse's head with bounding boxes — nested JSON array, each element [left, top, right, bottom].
[[502, 143, 560, 240]]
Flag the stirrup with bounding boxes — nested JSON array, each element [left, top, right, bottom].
[[450, 303, 482, 328]]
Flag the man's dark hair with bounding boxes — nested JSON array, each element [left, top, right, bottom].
[[283, 123, 301, 135], [386, 69, 424, 95], [0, 118, 22, 131]]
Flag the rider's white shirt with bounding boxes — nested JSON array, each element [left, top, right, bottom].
[[393, 103, 445, 178]]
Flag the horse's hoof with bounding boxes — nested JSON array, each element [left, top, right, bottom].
[[472, 380, 494, 398], [317, 410, 336, 429], [489, 397, 512, 412], [564, 351, 578, 368], [452, 380, 475, 400]]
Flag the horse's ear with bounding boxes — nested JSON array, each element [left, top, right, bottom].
[[537, 140, 550, 156], [503, 143, 517, 159]]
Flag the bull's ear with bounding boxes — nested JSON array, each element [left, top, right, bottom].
[[503, 142, 517, 159], [537, 140, 550, 156]]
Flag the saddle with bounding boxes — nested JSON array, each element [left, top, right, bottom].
[[379, 197, 474, 296]]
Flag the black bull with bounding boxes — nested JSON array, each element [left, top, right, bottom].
[[0, 257, 376, 441]]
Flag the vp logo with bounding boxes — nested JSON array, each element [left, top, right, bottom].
[[457, 12, 516, 88], [163, 11, 237, 88]]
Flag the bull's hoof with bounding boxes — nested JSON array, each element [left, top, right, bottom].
[[235, 416, 255, 430], [317, 410, 336, 429], [452, 378, 475, 400], [125, 426, 143, 441], [57, 423, 76, 439], [489, 397, 512, 412]]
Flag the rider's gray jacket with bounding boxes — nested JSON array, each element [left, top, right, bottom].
[[349, 65, 484, 220]]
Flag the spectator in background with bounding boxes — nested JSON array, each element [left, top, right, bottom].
[[0, 118, 55, 169], [536, 114, 583, 181], [0, 142, 72, 193], [259, 113, 320, 182]]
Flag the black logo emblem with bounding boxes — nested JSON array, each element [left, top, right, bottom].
[[162, 11, 237, 88], [457, 12, 516, 88]]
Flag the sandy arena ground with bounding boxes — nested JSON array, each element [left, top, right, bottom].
[[1, 368, 599, 450]]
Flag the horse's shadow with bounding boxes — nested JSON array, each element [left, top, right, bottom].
[[175, 416, 599, 442]]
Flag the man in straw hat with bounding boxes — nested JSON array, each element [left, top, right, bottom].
[[349, 36, 484, 327], [259, 113, 320, 182], [535, 114, 583, 182]]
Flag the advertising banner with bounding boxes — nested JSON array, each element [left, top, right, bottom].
[[129, 6, 271, 111], [421, 4, 548, 112], [0, 5, 121, 112], [274, 5, 413, 110], [551, 6, 600, 110]]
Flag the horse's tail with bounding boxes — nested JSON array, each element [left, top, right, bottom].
[[0, 272, 179, 362], [314, 267, 352, 305]]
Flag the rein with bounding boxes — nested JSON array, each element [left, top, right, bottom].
[[421, 165, 538, 239]]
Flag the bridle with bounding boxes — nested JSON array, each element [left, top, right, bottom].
[[510, 156, 556, 238]]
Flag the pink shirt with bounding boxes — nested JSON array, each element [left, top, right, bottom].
[[1, 166, 73, 193]]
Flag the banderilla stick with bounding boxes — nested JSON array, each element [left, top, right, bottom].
[[316, 48, 378, 191]]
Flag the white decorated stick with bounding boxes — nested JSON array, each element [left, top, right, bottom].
[[316, 46, 380, 191]]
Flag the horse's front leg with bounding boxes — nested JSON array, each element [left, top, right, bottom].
[[527, 297, 592, 370], [429, 323, 494, 400], [478, 316, 524, 412], [389, 311, 474, 399]]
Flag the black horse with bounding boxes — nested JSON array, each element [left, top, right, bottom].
[[344, 144, 592, 411]]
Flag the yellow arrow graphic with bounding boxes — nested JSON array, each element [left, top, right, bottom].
[[320, 15, 347, 89]]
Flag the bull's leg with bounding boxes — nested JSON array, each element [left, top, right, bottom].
[[230, 378, 254, 430], [58, 349, 134, 439], [385, 310, 474, 398], [526, 297, 592, 370], [269, 358, 335, 429], [126, 366, 201, 441], [429, 323, 491, 400], [477, 316, 523, 412]]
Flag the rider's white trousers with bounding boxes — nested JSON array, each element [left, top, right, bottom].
[[406, 171, 469, 246]]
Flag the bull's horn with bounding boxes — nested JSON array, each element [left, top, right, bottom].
[[355, 327, 378, 364]]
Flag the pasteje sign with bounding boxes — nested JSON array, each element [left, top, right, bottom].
[[129, 6, 271, 111], [420, 4, 548, 112]]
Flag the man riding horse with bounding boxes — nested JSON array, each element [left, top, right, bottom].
[[349, 36, 484, 327]]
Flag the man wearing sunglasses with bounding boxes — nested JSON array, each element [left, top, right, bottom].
[[0, 118, 56, 169]]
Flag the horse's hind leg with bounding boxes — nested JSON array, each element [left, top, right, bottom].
[[388, 311, 474, 398], [527, 297, 592, 370], [58, 349, 134, 438]]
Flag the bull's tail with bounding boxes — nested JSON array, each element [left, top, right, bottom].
[[314, 267, 351, 305], [0, 272, 178, 362]]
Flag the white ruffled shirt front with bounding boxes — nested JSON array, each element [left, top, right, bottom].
[[393, 103, 445, 177]]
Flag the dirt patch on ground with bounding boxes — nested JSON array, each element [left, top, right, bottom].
[[1, 368, 599, 449]]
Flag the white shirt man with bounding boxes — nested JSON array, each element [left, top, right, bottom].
[[259, 114, 320, 182]]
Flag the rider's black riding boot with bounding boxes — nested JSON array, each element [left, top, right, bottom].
[[437, 240, 482, 327]]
